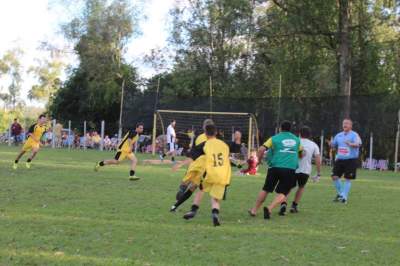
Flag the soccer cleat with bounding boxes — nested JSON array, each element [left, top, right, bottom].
[[333, 194, 342, 202], [279, 203, 287, 216], [248, 209, 256, 217], [212, 213, 221, 226], [339, 198, 347, 204], [263, 207, 271, 220], [129, 175, 140, 181], [25, 162, 31, 169], [183, 210, 197, 220], [170, 205, 178, 212], [290, 204, 299, 213], [13, 163, 18, 170], [94, 162, 101, 172]]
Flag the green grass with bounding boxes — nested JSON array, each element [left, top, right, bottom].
[[0, 145, 399, 266]]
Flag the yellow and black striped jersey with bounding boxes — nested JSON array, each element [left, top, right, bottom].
[[189, 133, 208, 160], [195, 133, 207, 146], [27, 123, 47, 142], [118, 131, 139, 153]]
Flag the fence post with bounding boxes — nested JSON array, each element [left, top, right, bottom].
[[8, 122, 12, 146], [68, 120, 72, 150], [320, 130, 324, 162], [100, 120, 105, 151], [83, 120, 87, 151], [395, 128, 399, 173], [152, 112, 157, 156], [248, 116, 252, 158], [52, 119, 56, 148], [369, 132, 373, 170]]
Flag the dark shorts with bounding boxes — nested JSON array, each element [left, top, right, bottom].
[[114, 151, 122, 160], [295, 173, 309, 188], [332, 159, 358, 180], [263, 167, 296, 195]]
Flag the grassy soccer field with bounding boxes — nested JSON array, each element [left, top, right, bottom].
[[0, 145, 399, 265]]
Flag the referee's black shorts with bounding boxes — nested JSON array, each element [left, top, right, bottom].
[[263, 167, 296, 195], [332, 159, 358, 180]]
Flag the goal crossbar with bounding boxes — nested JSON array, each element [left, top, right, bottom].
[[156, 109, 251, 116]]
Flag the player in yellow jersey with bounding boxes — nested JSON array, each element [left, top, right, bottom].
[[169, 119, 213, 212], [94, 123, 144, 180], [181, 123, 231, 226], [13, 114, 48, 169]]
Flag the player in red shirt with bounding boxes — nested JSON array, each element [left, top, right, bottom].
[[240, 150, 258, 175]]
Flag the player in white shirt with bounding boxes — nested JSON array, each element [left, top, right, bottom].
[[160, 120, 177, 162], [280, 126, 322, 215]]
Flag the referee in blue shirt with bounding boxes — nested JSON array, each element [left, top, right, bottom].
[[331, 119, 362, 203]]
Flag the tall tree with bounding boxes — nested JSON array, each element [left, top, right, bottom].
[[50, 0, 139, 130], [0, 48, 24, 110]]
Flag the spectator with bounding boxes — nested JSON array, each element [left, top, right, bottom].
[[54, 122, 63, 148], [92, 131, 101, 149], [45, 129, 53, 146], [240, 149, 259, 175], [104, 135, 112, 150], [11, 119, 22, 145]]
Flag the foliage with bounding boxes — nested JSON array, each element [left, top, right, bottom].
[[49, 0, 140, 131]]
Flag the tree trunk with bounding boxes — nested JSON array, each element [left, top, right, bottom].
[[338, 0, 351, 119]]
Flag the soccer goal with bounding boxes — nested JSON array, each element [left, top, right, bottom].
[[152, 110, 259, 157]]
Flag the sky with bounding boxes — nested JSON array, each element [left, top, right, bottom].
[[0, 0, 176, 107]]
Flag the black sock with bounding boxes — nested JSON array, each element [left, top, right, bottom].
[[191, 204, 199, 212], [212, 208, 219, 215], [162, 153, 166, 158], [27, 158, 32, 163], [174, 190, 193, 208], [15, 160, 18, 163], [99, 161, 105, 166], [130, 170, 135, 176], [171, 156, 175, 162], [292, 201, 298, 206]]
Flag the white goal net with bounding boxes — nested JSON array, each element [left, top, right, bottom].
[[152, 110, 259, 158]]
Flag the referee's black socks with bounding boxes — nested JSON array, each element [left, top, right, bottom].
[[130, 170, 135, 176], [99, 161, 105, 166]]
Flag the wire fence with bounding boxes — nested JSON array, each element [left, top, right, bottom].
[[1, 91, 399, 171]]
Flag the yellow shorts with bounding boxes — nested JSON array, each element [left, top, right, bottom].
[[22, 138, 40, 152], [182, 156, 206, 186], [202, 181, 226, 200], [114, 151, 135, 162]]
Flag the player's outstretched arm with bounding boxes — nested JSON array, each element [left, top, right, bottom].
[[256, 146, 266, 165], [172, 158, 193, 172], [312, 154, 322, 182]]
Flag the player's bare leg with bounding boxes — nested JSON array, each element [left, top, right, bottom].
[[183, 190, 205, 220], [25, 148, 39, 168], [264, 193, 286, 219], [211, 198, 221, 226], [293, 187, 305, 204], [13, 150, 26, 169], [94, 158, 119, 172], [249, 190, 268, 216], [128, 155, 140, 181], [289, 187, 305, 213]]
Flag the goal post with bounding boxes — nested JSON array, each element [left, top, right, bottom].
[[152, 109, 259, 158]]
